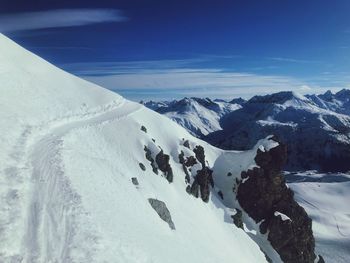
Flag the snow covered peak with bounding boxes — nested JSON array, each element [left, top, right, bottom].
[[307, 89, 350, 115], [248, 91, 307, 106], [335, 88, 350, 100], [143, 97, 241, 137], [229, 97, 246, 105], [320, 90, 334, 101], [141, 100, 169, 111]]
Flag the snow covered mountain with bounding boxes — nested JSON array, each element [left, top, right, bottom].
[[307, 89, 350, 116], [142, 97, 241, 137], [0, 34, 321, 263], [205, 91, 350, 172]]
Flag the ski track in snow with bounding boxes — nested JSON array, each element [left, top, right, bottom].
[[2, 98, 143, 262]]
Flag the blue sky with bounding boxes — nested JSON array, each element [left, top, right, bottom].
[[1, 0, 350, 101]]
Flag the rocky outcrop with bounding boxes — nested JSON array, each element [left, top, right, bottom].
[[131, 177, 139, 185], [183, 139, 190, 149], [155, 150, 174, 183], [178, 151, 190, 183], [184, 156, 197, 167], [148, 198, 175, 230], [139, 162, 146, 171], [140, 125, 147, 133], [144, 145, 174, 183], [193, 145, 205, 167], [184, 145, 214, 202], [179, 142, 214, 202], [144, 146, 158, 174], [190, 167, 214, 202], [231, 209, 243, 229], [237, 137, 317, 263]]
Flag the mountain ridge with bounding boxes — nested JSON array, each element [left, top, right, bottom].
[[144, 90, 350, 172], [0, 33, 288, 263]]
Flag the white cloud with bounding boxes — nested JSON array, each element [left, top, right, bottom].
[[81, 68, 316, 98], [61, 59, 347, 100], [0, 9, 127, 32]]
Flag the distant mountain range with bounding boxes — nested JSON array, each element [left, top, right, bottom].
[[141, 97, 244, 137], [143, 90, 350, 172]]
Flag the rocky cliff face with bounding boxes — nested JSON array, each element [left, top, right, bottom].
[[237, 137, 317, 263], [142, 132, 320, 262]]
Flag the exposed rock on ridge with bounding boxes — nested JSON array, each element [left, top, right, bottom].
[[237, 137, 317, 263]]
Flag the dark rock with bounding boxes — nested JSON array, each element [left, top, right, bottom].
[[139, 162, 146, 171], [155, 150, 169, 171], [317, 255, 325, 263], [148, 198, 175, 230], [218, 190, 224, 200], [141, 125, 147, 133], [183, 164, 190, 184], [144, 146, 158, 174], [183, 139, 190, 149], [190, 181, 200, 198], [184, 156, 197, 167], [190, 167, 213, 202], [193, 145, 205, 168], [152, 138, 155, 142], [179, 151, 191, 183], [185, 185, 191, 194], [131, 177, 139, 185], [178, 151, 185, 164], [185, 145, 214, 202], [155, 150, 174, 183], [259, 219, 269, 235], [227, 172, 232, 177], [231, 209, 243, 229], [237, 138, 316, 263]]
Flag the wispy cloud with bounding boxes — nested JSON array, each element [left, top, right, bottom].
[[61, 59, 347, 100], [62, 59, 210, 76], [266, 57, 319, 64], [84, 68, 306, 93], [71, 64, 311, 99], [0, 9, 127, 32]]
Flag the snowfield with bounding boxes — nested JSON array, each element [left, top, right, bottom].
[[286, 172, 350, 263], [0, 34, 275, 262]]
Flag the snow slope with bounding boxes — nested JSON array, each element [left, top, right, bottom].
[[0, 34, 275, 262], [143, 97, 241, 137], [286, 172, 350, 263]]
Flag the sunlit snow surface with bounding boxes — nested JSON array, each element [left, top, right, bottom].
[[286, 172, 350, 263], [0, 33, 271, 262]]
